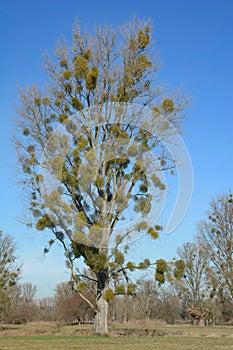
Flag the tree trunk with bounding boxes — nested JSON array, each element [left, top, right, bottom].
[[94, 269, 109, 335], [95, 293, 109, 334], [199, 318, 205, 326]]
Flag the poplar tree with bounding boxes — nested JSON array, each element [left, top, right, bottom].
[[15, 18, 188, 334]]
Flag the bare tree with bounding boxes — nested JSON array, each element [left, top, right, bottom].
[[175, 240, 209, 305], [22, 282, 37, 307], [198, 192, 233, 303], [38, 297, 56, 321], [54, 282, 74, 302], [54, 281, 95, 324]]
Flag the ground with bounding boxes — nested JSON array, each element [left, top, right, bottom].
[[0, 322, 233, 349]]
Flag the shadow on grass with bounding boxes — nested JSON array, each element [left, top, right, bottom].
[[0, 326, 21, 331]]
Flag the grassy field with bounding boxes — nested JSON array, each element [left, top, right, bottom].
[[0, 323, 233, 350]]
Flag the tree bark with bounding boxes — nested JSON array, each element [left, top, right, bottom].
[[94, 269, 109, 335], [95, 293, 109, 335]]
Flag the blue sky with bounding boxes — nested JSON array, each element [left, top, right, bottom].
[[1, 0, 233, 298]]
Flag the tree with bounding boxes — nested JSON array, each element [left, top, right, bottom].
[[0, 230, 21, 318], [54, 281, 95, 324], [15, 18, 189, 334], [198, 192, 233, 303], [54, 281, 74, 301], [188, 306, 209, 326], [22, 282, 37, 307], [4, 283, 38, 324], [174, 240, 209, 306], [38, 297, 56, 321]]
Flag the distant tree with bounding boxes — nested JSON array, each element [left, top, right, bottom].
[[112, 279, 181, 324], [133, 279, 158, 320], [54, 281, 95, 324], [174, 240, 209, 306], [198, 192, 233, 303], [155, 287, 182, 324], [54, 281, 74, 301], [188, 306, 209, 326], [38, 297, 56, 321], [4, 283, 38, 324], [22, 282, 37, 307], [7, 284, 22, 308], [15, 18, 189, 334], [0, 230, 21, 318]]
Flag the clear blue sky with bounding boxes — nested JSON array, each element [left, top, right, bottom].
[[1, 0, 233, 298]]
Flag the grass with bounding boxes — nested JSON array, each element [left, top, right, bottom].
[[0, 335, 233, 350], [0, 323, 233, 349]]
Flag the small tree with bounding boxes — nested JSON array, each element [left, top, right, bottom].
[[15, 18, 189, 334], [0, 230, 21, 318]]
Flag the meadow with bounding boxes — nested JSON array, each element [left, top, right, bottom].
[[0, 323, 233, 349]]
